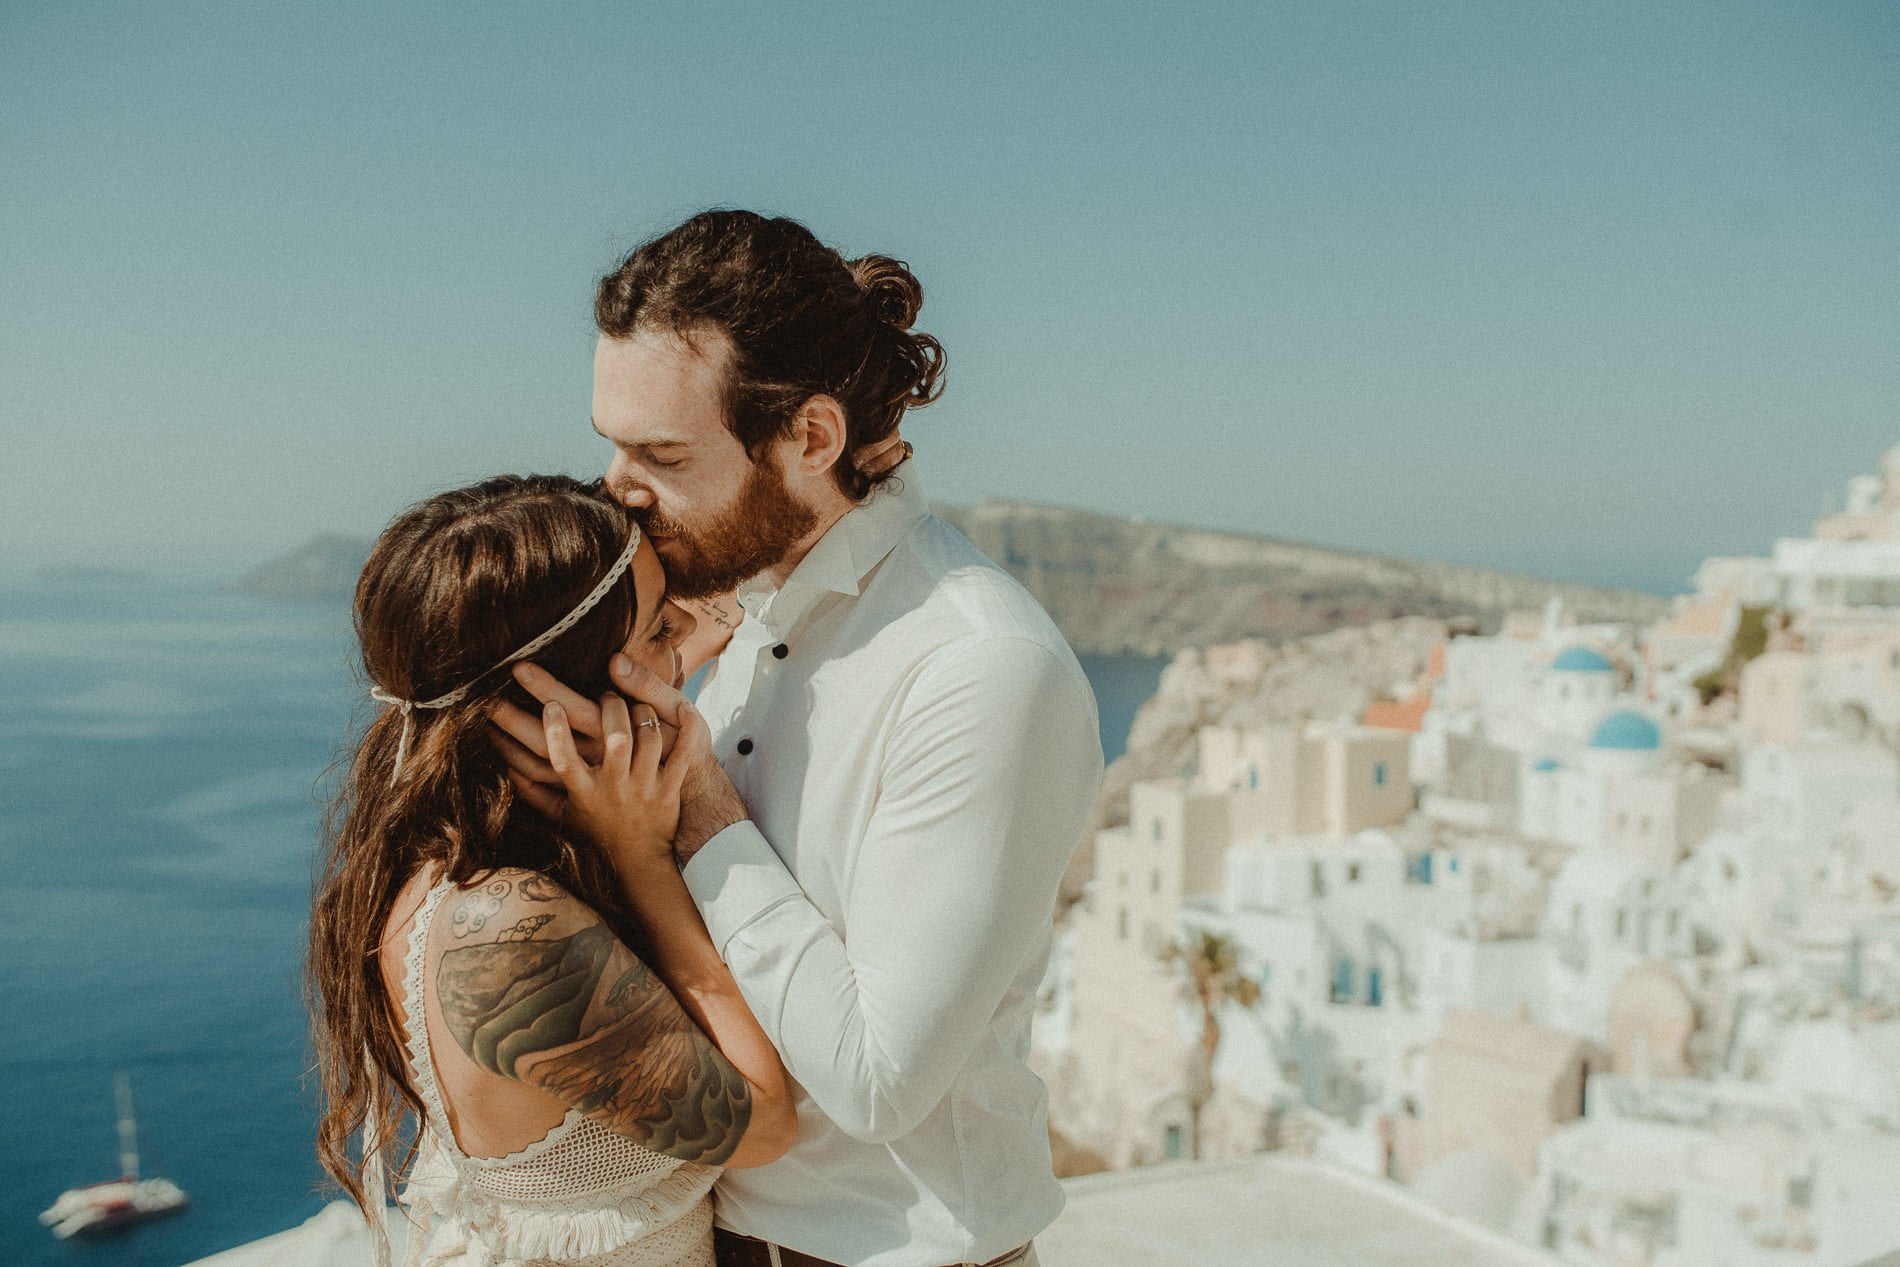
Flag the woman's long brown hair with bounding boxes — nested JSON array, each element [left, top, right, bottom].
[[307, 474, 646, 1212]]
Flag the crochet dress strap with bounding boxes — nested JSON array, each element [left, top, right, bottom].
[[394, 878, 718, 1267], [400, 883, 465, 1139]]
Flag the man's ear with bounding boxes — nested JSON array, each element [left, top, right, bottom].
[[790, 394, 849, 475]]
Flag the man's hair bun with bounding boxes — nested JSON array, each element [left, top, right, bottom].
[[848, 255, 925, 331]]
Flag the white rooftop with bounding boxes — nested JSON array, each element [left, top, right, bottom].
[[186, 1199, 384, 1267], [190, 1156, 1559, 1267], [1038, 1155, 1555, 1267]]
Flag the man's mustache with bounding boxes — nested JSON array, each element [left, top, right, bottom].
[[633, 511, 685, 539]]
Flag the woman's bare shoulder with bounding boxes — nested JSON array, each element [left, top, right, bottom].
[[430, 868, 602, 949]]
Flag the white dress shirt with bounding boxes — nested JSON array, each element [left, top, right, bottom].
[[681, 462, 1103, 1267]]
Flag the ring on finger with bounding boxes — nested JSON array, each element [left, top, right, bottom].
[[637, 718, 662, 730]]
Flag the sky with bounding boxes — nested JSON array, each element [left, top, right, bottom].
[[3, 0, 1896, 594]]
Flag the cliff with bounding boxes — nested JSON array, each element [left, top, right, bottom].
[[234, 501, 1667, 655], [935, 500, 1667, 656]]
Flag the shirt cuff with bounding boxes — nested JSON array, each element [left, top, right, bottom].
[[679, 819, 806, 955]]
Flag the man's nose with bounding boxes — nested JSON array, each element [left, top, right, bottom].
[[606, 457, 655, 509]]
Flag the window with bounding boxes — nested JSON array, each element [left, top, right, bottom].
[[1150, 869, 1160, 894], [1373, 761, 1387, 787], [1331, 959, 1355, 1004], [1615, 910, 1628, 938], [1249, 765, 1260, 790], [1152, 818, 1162, 843], [1367, 968, 1383, 1007], [1165, 1124, 1185, 1159], [1347, 863, 1362, 884], [1310, 861, 1326, 898]]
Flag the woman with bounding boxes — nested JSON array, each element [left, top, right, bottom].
[[308, 474, 795, 1267]]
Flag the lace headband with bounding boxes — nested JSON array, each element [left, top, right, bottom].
[[369, 526, 642, 779]]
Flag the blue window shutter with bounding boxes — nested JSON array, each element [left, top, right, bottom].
[[1332, 959, 1354, 1003]]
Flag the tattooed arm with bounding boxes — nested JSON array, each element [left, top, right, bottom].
[[433, 869, 792, 1168]]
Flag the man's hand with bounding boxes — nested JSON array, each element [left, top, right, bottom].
[[489, 664, 628, 823], [608, 656, 748, 865], [493, 656, 747, 866]]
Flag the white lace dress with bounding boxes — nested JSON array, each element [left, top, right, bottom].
[[393, 881, 719, 1267]]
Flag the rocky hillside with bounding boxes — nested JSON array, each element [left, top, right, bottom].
[[936, 500, 1667, 656], [1063, 617, 1453, 897], [235, 500, 1667, 655], [1097, 618, 1448, 823]]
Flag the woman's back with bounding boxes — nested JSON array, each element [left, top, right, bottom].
[[379, 869, 717, 1267]]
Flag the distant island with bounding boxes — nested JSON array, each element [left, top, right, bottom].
[[233, 501, 1668, 656], [232, 533, 372, 603], [35, 563, 149, 584]]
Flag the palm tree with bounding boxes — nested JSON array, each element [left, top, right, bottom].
[[1162, 930, 1262, 1158]]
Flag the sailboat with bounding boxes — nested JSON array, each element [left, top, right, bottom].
[[38, 1072, 190, 1239]]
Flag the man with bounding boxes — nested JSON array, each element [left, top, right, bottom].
[[496, 210, 1102, 1267]]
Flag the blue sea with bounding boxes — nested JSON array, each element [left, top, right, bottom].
[[0, 577, 1164, 1267]]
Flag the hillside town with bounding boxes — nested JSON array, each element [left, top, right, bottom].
[[1037, 447, 1900, 1267]]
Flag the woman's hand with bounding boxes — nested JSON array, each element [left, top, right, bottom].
[[540, 693, 694, 869], [500, 659, 745, 867]]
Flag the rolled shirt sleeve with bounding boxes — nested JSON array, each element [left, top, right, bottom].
[[681, 634, 1103, 1143]]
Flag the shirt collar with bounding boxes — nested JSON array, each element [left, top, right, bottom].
[[735, 460, 928, 633]]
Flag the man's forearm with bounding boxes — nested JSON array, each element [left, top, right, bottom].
[[674, 773, 748, 867], [680, 816, 1073, 1145], [676, 636, 1105, 1142]]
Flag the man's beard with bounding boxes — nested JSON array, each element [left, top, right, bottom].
[[638, 457, 820, 600]]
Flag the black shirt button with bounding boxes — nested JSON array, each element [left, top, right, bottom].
[[772, 643, 789, 659], [737, 738, 754, 755]]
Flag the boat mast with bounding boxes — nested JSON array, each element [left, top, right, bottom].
[[114, 1072, 140, 1181]]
